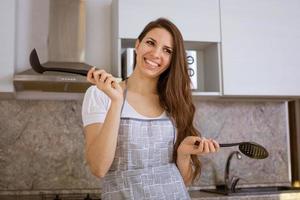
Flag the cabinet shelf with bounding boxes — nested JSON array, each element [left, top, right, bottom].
[[111, 0, 222, 95], [192, 91, 221, 96], [112, 38, 222, 94]]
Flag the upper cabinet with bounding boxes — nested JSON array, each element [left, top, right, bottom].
[[114, 0, 220, 42], [112, 0, 222, 95], [220, 0, 300, 96]]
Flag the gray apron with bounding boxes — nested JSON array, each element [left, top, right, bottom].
[[101, 88, 191, 200]]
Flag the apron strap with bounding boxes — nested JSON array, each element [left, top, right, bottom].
[[120, 78, 128, 114]]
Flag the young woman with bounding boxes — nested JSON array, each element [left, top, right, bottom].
[[82, 18, 219, 200]]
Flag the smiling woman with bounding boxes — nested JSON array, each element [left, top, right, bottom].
[[134, 27, 173, 78], [81, 18, 220, 200]]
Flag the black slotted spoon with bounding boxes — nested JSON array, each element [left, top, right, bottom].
[[194, 141, 269, 159]]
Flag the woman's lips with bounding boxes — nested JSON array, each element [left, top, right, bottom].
[[144, 58, 160, 69]]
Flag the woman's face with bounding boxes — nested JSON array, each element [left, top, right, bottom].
[[135, 28, 173, 78]]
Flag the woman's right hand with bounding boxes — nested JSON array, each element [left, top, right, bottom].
[[87, 67, 123, 103]]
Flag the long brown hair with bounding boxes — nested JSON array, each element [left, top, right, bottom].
[[137, 18, 201, 182]]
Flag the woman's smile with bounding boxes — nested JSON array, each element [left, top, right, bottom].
[[144, 57, 160, 69]]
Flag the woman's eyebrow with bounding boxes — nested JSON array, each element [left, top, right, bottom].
[[146, 37, 156, 42], [146, 37, 173, 49]]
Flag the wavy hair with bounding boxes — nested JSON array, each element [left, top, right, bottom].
[[136, 18, 201, 182]]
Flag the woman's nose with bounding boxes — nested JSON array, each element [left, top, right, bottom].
[[151, 47, 162, 57]]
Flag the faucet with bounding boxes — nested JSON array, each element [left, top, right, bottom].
[[224, 151, 242, 192]]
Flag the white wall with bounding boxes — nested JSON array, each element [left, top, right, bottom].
[[15, 0, 49, 72], [15, 0, 112, 73], [0, 0, 16, 92], [85, 0, 112, 71]]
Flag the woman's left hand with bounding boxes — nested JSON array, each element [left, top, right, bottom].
[[177, 136, 220, 157]]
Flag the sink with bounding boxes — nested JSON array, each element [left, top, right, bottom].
[[200, 185, 300, 196]]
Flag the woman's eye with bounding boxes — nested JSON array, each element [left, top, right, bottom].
[[146, 40, 155, 46], [164, 48, 173, 55]]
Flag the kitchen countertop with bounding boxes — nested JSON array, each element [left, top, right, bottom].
[[1, 190, 300, 200], [0, 92, 15, 99], [189, 190, 300, 200]]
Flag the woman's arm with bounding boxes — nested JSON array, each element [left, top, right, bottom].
[[84, 68, 124, 178], [84, 101, 123, 178], [176, 153, 193, 185]]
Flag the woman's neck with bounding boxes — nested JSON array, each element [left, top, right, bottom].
[[127, 72, 158, 95]]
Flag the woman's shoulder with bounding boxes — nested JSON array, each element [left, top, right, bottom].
[[82, 86, 111, 126], [83, 85, 110, 103]]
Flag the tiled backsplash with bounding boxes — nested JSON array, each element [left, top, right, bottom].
[[0, 99, 290, 191], [193, 100, 290, 187]]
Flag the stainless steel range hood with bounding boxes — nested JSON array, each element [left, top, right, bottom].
[[13, 64, 91, 93], [14, 0, 91, 93]]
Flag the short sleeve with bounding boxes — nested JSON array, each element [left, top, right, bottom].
[[81, 85, 111, 127]]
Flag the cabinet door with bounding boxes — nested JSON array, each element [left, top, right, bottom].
[[117, 0, 220, 42], [221, 0, 300, 96]]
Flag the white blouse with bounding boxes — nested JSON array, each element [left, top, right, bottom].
[[82, 86, 167, 127]]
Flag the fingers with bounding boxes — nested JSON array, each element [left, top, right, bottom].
[[87, 67, 96, 84], [203, 140, 210, 153], [177, 136, 220, 158], [98, 73, 112, 84], [197, 138, 204, 151], [105, 76, 117, 89], [211, 139, 220, 150], [87, 68, 116, 88], [209, 141, 216, 152], [193, 137, 220, 155], [93, 69, 105, 84]]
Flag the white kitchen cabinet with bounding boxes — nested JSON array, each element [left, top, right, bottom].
[[112, 0, 222, 94], [0, 0, 16, 93], [220, 0, 300, 96], [115, 0, 220, 42]]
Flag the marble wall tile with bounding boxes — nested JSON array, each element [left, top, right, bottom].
[[193, 101, 290, 187], [0, 99, 290, 191], [0, 100, 100, 190]]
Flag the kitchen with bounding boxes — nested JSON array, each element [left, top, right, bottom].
[[1, 0, 300, 199]]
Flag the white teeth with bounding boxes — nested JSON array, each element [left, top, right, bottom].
[[145, 58, 159, 67]]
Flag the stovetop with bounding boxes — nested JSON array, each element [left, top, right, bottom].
[[0, 193, 101, 200]]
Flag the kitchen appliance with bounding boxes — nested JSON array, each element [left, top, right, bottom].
[[13, 0, 91, 93], [121, 48, 135, 79], [186, 50, 198, 90], [121, 49, 198, 89]]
